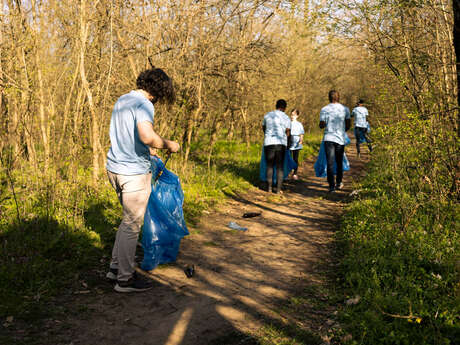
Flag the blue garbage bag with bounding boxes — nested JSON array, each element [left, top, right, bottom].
[[314, 138, 350, 178], [141, 156, 189, 271], [260, 148, 297, 183]]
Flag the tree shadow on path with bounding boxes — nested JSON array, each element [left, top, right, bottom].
[[14, 137, 369, 345]]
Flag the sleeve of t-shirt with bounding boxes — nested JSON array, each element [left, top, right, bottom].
[[286, 116, 291, 129], [345, 107, 351, 119], [135, 101, 155, 125]]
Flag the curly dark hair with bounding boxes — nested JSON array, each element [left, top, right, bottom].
[[136, 68, 175, 105], [276, 99, 287, 110]]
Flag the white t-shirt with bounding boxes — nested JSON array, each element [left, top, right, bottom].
[[352, 106, 369, 128], [289, 120, 305, 150], [319, 103, 351, 145], [263, 110, 291, 146]]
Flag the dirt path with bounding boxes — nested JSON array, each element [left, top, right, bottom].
[[65, 143, 368, 345]]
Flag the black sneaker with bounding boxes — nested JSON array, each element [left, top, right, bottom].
[[106, 268, 118, 281], [114, 272, 153, 293]]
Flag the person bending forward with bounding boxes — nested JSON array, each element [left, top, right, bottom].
[[106, 68, 180, 293]]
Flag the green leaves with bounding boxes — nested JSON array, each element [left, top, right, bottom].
[[337, 118, 459, 344]]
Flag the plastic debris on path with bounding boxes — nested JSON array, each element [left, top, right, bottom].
[[227, 221, 248, 231], [184, 265, 195, 278], [242, 212, 261, 218]]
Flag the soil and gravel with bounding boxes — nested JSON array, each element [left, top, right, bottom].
[[8, 142, 368, 345]]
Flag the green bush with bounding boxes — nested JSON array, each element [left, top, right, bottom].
[[337, 116, 459, 344]]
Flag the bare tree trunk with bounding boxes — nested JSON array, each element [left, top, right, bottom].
[[207, 110, 227, 169], [240, 108, 251, 148], [453, 0, 460, 111], [184, 73, 203, 163], [57, 61, 80, 150], [116, 29, 138, 80], [80, 0, 101, 183], [19, 46, 37, 167], [438, 0, 456, 108], [31, 0, 50, 170]]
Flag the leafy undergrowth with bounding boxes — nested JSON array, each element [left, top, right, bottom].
[[336, 116, 459, 345], [0, 135, 321, 324]]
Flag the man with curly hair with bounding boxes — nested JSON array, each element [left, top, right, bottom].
[[106, 68, 180, 292]]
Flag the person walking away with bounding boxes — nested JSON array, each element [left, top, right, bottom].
[[289, 109, 305, 180], [351, 99, 372, 158], [263, 99, 291, 193], [106, 68, 180, 292], [319, 90, 351, 192]]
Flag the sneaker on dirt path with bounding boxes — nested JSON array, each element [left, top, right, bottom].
[[114, 272, 153, 293], [336, 182, 344, 190], [106, 268, 118, 281]]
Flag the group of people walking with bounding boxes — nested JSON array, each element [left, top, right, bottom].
[[104, 67, 373, 293], [262, 90, 372, 194]]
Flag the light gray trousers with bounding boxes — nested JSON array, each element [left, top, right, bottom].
[[107, 171, 152, 281]]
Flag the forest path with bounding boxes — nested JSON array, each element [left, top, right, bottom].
[[66, 140, 368, 345]]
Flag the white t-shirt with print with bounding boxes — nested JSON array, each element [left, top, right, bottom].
[[319, 103, 350, 145], [263, 110, 291, 146], [352, 106, 369, 128]]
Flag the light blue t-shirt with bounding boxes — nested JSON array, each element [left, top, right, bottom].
[[319, 103, 351, 145], [106, 90, 154, 175], [289, 120, 305, 150], [263, 110, 291, 146], [352, 106, 369, 128]]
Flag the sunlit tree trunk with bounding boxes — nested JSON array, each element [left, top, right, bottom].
[[453, 0, 460, 112], [184, 72, 203, 163], [80, 0, 101, 183]]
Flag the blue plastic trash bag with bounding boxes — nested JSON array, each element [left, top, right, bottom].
[[260, 148, 297, 183], [141, 156, 189, 271], [345, 133, 351, 145], [314, 141, 350, 178]]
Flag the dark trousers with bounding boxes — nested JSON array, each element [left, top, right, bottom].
[[324, 141, 344, 189], [355, 127, 372, 153], [290, 149, 300, 174], [264, 144, 285, 190]]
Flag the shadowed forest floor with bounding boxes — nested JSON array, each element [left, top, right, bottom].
[[8, 141, 370, 345]]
